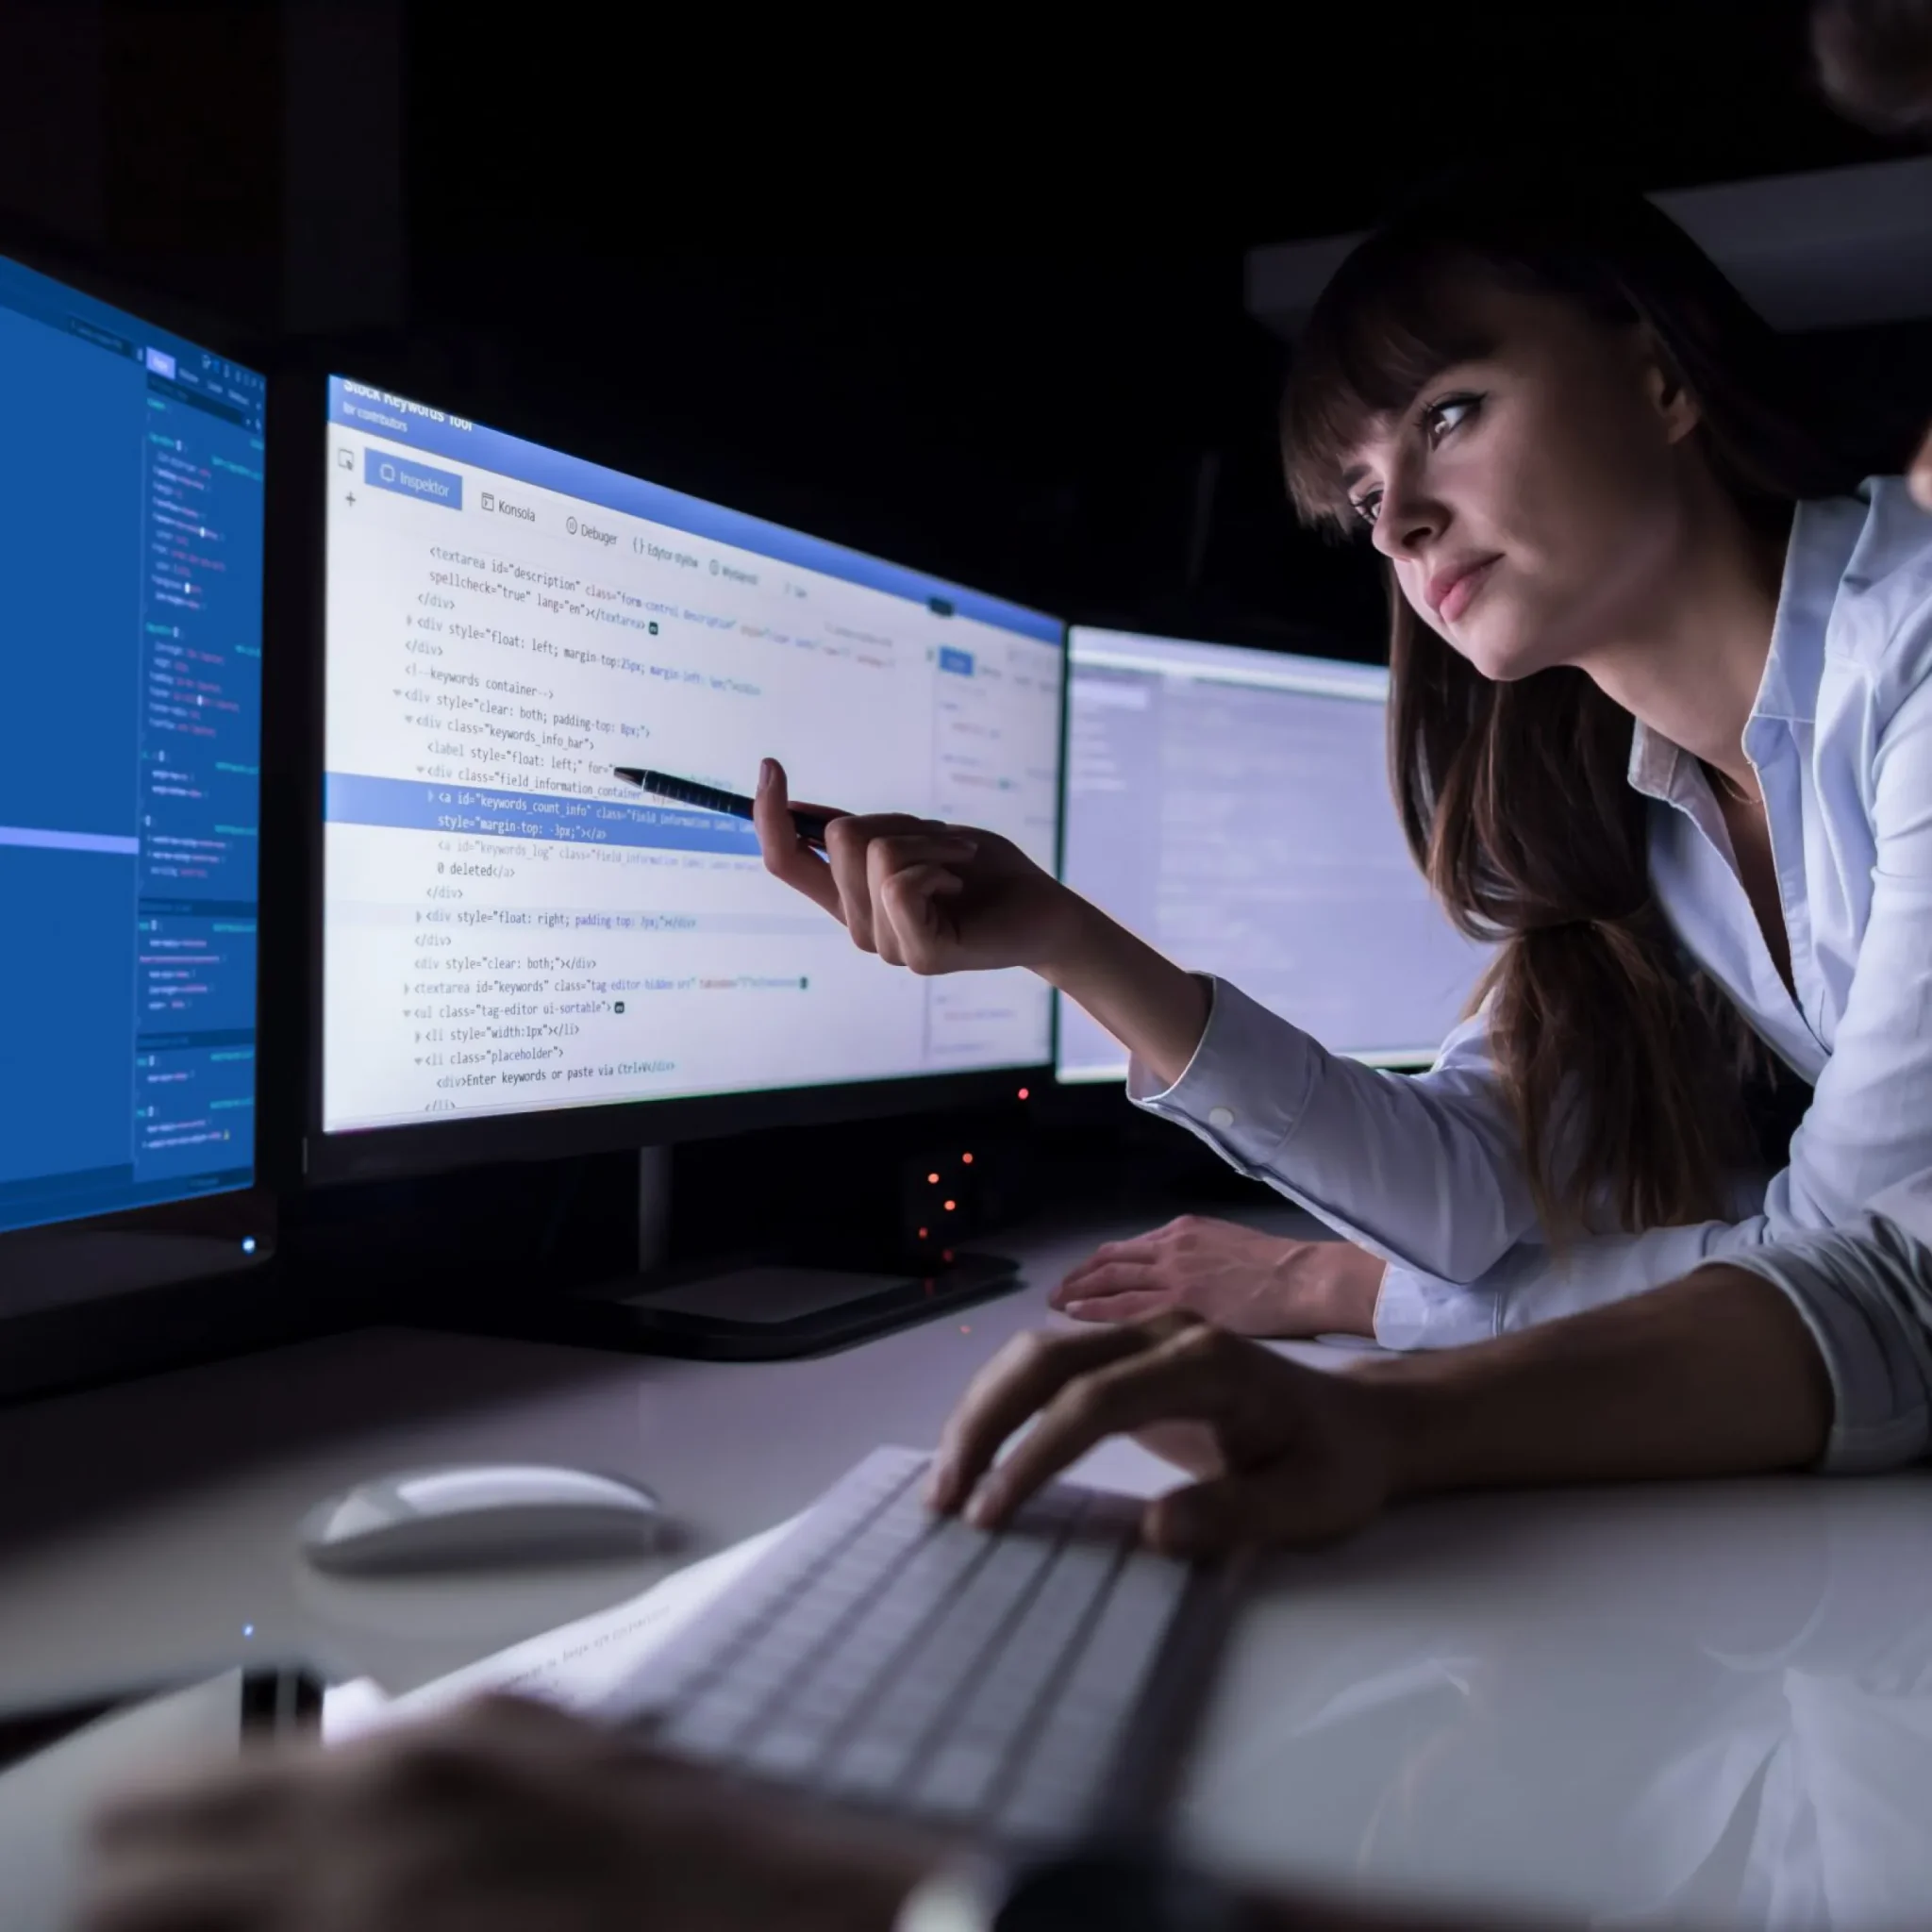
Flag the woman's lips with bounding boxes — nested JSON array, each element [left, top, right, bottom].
[[1437, 556, 1499, 625]]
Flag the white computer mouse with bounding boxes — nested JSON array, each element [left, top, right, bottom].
[[299, 1464, 668, 1574]]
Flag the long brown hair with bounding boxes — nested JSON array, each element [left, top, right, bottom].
[[1281, 175, 1861, 1238]]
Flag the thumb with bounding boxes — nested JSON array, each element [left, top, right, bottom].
[[1147, 1461, 1382, 1557]]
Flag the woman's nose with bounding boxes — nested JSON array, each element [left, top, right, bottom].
[[1371, 486, 1445, 560]]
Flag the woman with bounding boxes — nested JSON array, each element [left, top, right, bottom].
[[754, 174, 1932, 1352]]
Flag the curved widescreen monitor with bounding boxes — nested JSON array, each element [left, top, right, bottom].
[[314, 378, 1063, 1176], [0, 246, 271, 1334], [1058, 627, 1490, 1081]]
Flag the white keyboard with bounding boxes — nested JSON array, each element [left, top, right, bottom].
[[600, 1447, 1243, 1843]]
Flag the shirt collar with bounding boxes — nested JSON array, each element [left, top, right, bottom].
[[1624, 492, 1854, 804]]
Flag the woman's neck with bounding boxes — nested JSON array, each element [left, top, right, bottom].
[[1580, 488, 1790, 793]]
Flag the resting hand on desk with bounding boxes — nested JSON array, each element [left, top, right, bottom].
[[1052, 1215, 1385, 1337]]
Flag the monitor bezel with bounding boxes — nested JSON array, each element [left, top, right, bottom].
[[0, 219, 278, 1283], [292, 363, 1065, 1186]]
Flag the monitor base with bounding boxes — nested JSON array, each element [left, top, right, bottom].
[[438, 1252, 1024, 1362], [571, 1253, 1023, 1360]]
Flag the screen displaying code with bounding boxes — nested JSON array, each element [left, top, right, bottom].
[[0, 254, 264, 1233], [321, 380, 1064, 1133]]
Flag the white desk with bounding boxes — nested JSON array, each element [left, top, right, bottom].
[[4, 1205, 1930, 1930]]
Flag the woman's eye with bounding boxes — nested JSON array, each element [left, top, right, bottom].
[[1350, 490, 1383, 528], [1423, 394, 1481, 445]]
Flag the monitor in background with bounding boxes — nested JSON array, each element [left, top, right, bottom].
[[1058, 627, 1489, 1082], [0, 247, 270, 1343], [315, 377, 1063, 1185]]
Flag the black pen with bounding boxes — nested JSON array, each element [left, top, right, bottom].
[[613, 767, 831, 850]]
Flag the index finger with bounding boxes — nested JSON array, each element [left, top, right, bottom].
[[928, 1319, 1181, 1512], [967, 1325, 1241, 1529], [1052, 1235, 1161, 1302]]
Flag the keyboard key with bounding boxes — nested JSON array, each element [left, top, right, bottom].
[[912, 1739, 1004, 1818], [824, 1531, 1057, 1780], [996, 1764, 1094, 1842], [661, 1697, 757, 1757], [824, 1734, 910, 1801], [741, 1722, 834, 1779], [603, 1450, 926, 1726], [949, 1543, 1119, 1746], [1056, 1553, 1188, 1701], [765, 1523, 988, 1734]]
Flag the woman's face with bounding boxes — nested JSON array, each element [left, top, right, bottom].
[[1339, 284, 1702, 681]]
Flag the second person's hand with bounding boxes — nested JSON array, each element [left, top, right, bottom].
[[751, 758, 1080, 975], [80, 1695, 937, 1932], [925, 1313, 1409, 1555]]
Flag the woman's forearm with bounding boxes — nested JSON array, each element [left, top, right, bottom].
[[1038, 894, 1212, 1089], [1360, 1263, 1834, 1493]]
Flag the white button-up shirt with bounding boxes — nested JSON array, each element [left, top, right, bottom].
[[1130, 479, 1932, 1456]]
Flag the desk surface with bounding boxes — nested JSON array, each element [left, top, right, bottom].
[[4, 1205, 1930, 1930]]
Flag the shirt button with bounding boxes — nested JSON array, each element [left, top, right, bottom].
[[1208, 1107, 1236, 1130]]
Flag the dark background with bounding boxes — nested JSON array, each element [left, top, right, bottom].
[[9, 0, 1930, 656], [2, 0, 1929, 1373]]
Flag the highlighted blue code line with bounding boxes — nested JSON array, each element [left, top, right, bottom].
[[0, 825, 141, 856], [325, 772, 761, 856]]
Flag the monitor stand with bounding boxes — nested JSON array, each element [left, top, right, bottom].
[[527, 1149, 1024, 1362]]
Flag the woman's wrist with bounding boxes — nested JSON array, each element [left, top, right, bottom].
[[1300, 1243, 1386, 1336], [1027, 877, 1110, 979], [1037, 895, 1212, 1088], [1033, 887, 1128, 984]]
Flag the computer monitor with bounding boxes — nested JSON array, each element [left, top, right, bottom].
[[0, 247, 270, 1325], [1058, 626, 1490, 1082], [311, 377, 1065, 1181]]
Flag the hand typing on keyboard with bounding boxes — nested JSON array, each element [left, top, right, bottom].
[[926, 1310, 1404, 1555]]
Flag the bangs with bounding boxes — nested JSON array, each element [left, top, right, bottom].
[[1282, 238, 1501, 531], [1278, 170, 1856, 536]]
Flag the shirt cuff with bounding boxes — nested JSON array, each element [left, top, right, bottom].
[[1126, 976, 1320, 1182], [1725, 1213, 1932, 1473], [1374, 1263, 1505, 1349]]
